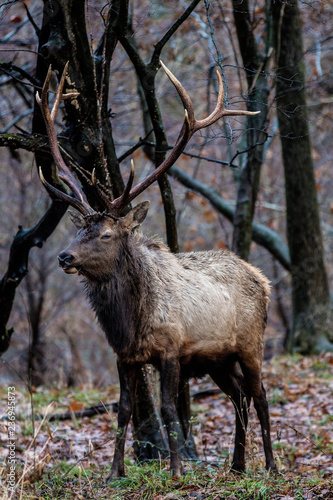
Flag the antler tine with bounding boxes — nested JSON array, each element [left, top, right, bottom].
[[39, 167, 94, 215], [50, 60, 67, 124], [160, 60, 195, 129], [194, 69, 260, 131], [160, 61, 259, 135], [36, 63, 93, 214], [50, 61, 80, 123], [36, 65, 53, 125], [111, 160, 135, 214], [110, 109, 192, 213]]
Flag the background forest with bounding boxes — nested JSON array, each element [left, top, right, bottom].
[[0, 0, 333, 498]]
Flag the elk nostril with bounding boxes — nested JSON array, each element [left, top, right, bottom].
[[58, 252, 74, 267]]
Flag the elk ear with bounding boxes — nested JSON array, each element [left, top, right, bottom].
[[68, 210, 85, 229], [122, 201, 150, 230]]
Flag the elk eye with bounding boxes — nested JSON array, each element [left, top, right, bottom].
[[101, 231, 112, 240]]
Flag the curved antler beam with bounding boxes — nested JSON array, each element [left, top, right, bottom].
[[36, 63, 94, 214], [108, 61, 260, 215]]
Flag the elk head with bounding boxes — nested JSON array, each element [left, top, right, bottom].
[[36, 61, 259, 274], [57, 201, 150, 279]]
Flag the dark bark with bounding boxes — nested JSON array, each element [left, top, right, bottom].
[[115, 3, 179, 253], [231, 0, 272, 260], [0, 3, 69, 357], [39, 0, 124, 203], [0, 5, 67, 362], [272, 0, 332, 352], [0, 0, 121, 363], [0, 200, 67, 356], [94, 0, 125, 198], [0, 0, 124, 364], [177, 378, 198, 459], [26, 256, 48, 386], [132, 367, 169, 462], [0, 133, 51, 152], [113, 0, 201, 251]]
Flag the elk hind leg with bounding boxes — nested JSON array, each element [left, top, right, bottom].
[[210, 364, 250, 472], [240, 361, 276, 472]]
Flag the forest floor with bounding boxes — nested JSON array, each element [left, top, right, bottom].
[[0, 353, 333, 499]]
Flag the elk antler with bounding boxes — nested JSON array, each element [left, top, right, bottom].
[[37, 61, 259, 218], [36, 62, 95, 216], [108, 60, 260, 215]]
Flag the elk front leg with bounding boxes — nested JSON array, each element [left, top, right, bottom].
[[160, 357, 183, 477], [106, 362, 138, 481]]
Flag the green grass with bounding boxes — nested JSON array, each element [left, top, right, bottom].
[[16, 461, 330, 500], [269, 388, 288, 405], [2, 460, 331, 500]]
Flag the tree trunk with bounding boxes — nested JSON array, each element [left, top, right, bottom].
[[40, 0, 125, 204], [132, 367, 169, 462], [272, 0, 332, 352], [231, 0, 272, 260], [26, 255, 48, 387]]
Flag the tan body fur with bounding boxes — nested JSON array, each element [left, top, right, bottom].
[[102, 234, 269, 369]]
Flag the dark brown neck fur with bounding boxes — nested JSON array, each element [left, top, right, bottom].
[[84, 235, 157, 354]]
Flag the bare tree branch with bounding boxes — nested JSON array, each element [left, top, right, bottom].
[[150, 0, 201, 70], [1, 108, 34, 133], [0, 62, 40, 87], [169, 165, 291, 271]]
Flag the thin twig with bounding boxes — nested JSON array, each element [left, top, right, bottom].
[[117, 130, 153, 163], [229, 135, 268, 167], [1, 108, 34, 133], [24, 3, 40, 37], [150, 0, 201, 69], [0, 62, 40, 87], [286, 424, 331, 458]]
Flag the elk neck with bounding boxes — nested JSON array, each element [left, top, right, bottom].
[[83, 232, 171, 355]]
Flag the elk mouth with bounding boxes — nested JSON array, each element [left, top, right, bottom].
[[62, 265, 79, 274], [59, 262, 83, 275]]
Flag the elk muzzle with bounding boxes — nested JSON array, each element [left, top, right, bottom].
[[58, 251, 78, 274]]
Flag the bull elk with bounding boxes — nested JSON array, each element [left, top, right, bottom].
[[36, 62, 276, 479]]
